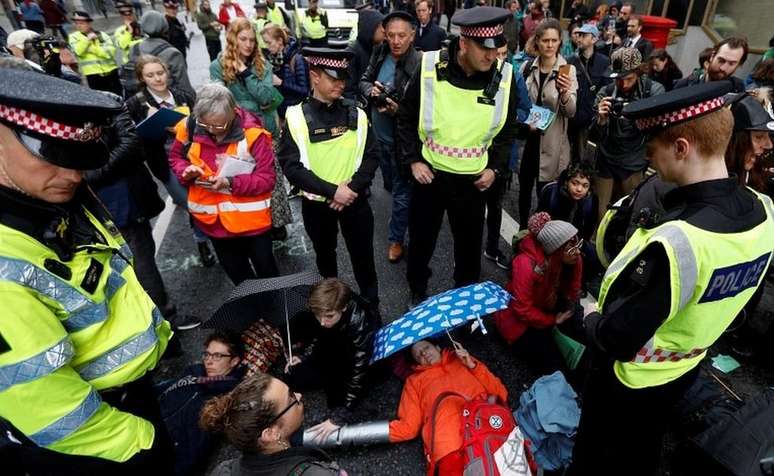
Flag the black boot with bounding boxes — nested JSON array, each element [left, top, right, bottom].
[[197, 241, 216, 267]]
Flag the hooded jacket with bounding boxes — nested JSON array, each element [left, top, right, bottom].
[[139, 11, 194, 96], [345, 9, 384, 102], [494, 233, 582, 344], [389, 349, 508, 469]]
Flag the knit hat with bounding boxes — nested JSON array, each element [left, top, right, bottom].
[[537, 220, 578, 255], [607, 47, 642, 78], [527, 212, 552, 236]]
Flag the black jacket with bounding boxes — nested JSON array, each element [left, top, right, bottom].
[[211, 447, 343, 476], [650, 65, 683, 92], [278, 97, 380, 199], [673, 72, 746, 93], [158, 364, 245, 476], [414, 21, 446, 52], [567, 51, 611, 128], [166, 14, 188, 55], [84, 100, 165, 227], [345, 9, 384, 103], [125, 87, 196, 182], [358, 42, 422, 109], [624, 36, 653, 61], [396, 37, 525, 175]]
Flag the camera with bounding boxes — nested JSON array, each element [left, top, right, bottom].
[[371, 83, 399, 108], [610, 96, 628, 118]]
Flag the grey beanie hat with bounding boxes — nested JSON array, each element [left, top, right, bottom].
[[537, 220, 578, 255], [140, 10, 168, 37]]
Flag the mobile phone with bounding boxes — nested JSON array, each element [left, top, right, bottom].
[[194, 179, 212, 188], [559, 64, 572, 77]]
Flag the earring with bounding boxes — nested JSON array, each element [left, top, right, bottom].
[[276, 436, 290, 450]]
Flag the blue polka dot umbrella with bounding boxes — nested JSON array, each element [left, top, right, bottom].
[[370, 281, 512, 363]]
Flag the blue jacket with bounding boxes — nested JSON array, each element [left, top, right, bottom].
[[277, 38, 309, 118]]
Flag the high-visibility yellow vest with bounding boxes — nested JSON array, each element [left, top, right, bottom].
[[302, 10, 327, 40], [68, 30, 118, 76], [418, 49, 512, 175], [266, 3, 286, 28], [113, 24, 141, 66], [598, 189, 774, 389], [0, 207, 171, 461], [285, 102, 368, 201], [253, 17, 271, 47]]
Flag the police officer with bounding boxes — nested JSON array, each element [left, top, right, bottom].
[[278, 47, 380, 305], [68, 11, 122, 95], [301, 0, 328, 47], [113, 1, 142, 66], [0, 68, 173, 474], [396, 6, 528, 305], [569, 82, 774, 475]]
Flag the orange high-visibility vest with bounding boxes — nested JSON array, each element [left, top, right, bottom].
[[179, 125, 273, 234]]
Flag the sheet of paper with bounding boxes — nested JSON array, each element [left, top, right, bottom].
[[215, 155, 255, 178]]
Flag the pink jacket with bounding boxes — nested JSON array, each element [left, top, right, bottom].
[[168, 108, 276, 238]]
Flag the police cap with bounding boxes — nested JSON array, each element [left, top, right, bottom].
[[624, 81, 733, 133], [71, 10, 93, 22], [0, 68, 122, 170], [451, 6, 510, 49], [302, 47, 354, 80]]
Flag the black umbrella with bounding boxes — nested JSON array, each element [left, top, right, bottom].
[[204, 270, 323, 332]]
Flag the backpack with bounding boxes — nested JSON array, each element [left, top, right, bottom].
[[429, 392, 535, 476], [119, 42, 171, 97]]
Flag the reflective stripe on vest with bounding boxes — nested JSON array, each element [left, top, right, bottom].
[[0, 337, 74, 392], [418, 50, 512, 173], [218, 198, 271, 212], [285, 104, 368, 202], [0, 254, 129, 333], [28, 388, 102, 447], [74, 308, 164, 381], [631, 337, 705, 364]]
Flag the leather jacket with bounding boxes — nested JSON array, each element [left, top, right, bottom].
[[358, 43, 422, 110]]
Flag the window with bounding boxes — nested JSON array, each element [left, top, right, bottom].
[[704, 0, 774, 52]]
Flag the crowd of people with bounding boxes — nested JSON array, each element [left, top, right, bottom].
[[1, 0, 774, 475]]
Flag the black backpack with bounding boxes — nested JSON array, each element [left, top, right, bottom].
[[119, 42, 171, 97]]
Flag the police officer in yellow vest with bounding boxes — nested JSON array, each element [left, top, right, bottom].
[[0, 69, 173, 474], [68, 11, 123, 96], [301, 0, 328, 47], [568, 82, 774, 475], [278, 47, 380, 304], [396, 7, 527, 306], [265, 0, 289, 28], [113, 2, 142, 66], [253, 1, 271, 48]]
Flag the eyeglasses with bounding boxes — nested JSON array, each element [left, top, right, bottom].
[[119, 10, 133, 15], [565, 237, 584, 254], [196, 119, 231, 131], [201, 351, 234, 361], [268, 392, 300, 426]]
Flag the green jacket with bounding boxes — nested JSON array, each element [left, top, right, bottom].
[[210, 56, 283, 137], [196, 9, 220, 41]]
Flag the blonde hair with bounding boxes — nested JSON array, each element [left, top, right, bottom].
[[261, 24, 289, 45], [135, 55, 169, 88], [221, 18, 265, 84]]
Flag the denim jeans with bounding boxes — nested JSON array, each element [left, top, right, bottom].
[[378, 139, 394, 192], [388, 165, 412, 244]]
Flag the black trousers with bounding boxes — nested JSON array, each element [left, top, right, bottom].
[[485, 175, 508, 253], [1, 375, 174, 476], [120, 221, 174, 316], [85, 70, 123, 96], [301, 198, 378, 303], [518, 134, 549, 225], [210, 232, 278, 285], [567, 357, 699, 476], [284, 349, 349, 409], [407, 171, 486, 295], [205, 38, 221, 62]]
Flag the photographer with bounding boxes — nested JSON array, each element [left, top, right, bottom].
[[5, 28, 80, 82], [359, 11, 421, 264], [592, 47, 663, 220]]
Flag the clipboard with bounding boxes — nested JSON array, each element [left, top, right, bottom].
[[136, 107, 186, 140]]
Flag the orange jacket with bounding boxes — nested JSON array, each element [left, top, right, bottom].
[[388, 350, 508, 470]]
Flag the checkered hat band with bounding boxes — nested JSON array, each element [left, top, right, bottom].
[[461, 24, 503, 38], [635, 97, 725, 131], [425, 137, 487, 159], [306, 56, 349, 69], [0, 104, 101, 142]]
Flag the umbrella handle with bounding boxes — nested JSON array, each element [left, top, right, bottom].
[[476, 316, 488, 335], [285, 289, 293, 368]]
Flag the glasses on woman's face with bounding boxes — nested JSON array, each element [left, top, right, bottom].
[[268, 390, 301, 426], [201, 351, 233, 361], [565, 237, 584, 255], [196, 119, 230, 132]]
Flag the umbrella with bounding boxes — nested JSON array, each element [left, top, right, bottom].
[[204, 270, 322, 331], [370, 281, 511, 363]]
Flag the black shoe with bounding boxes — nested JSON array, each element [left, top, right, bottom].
[[484, 249, 511, 270], [409, 292, 428, 310], [170, 313, 202, 331], [197, 241, 216, 267]]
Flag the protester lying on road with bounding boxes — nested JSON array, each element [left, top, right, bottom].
[[388, 340, 508, 475], [202, 373, 347, 476]]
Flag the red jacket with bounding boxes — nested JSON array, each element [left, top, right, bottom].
[[494, 233, 582, 344], [168, 108, 276, 238], [218, 3, 245, 26], [389, 350, 508, 472]]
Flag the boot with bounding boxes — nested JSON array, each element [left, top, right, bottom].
[[197, 241, 216, 267]]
